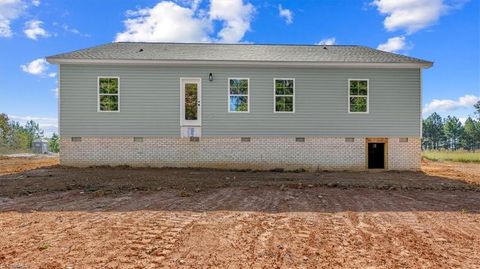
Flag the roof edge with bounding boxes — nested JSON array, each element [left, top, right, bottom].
[[46, 58, 433, 69]]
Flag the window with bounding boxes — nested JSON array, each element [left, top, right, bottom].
[[184, 83, 198, 120], [274, 79, 295, 113], [348, 79, 368, 113], [98, 77, 119, 112], [228, 78, 249, 112]]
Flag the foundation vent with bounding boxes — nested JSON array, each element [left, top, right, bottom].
[[133, 137, 144, 142], [399, 137, 409, 143], [295, 137, 305, 142], [190, 137, 200, 142], [71, 137, 82, 142], [241, 137, 251, 142], [345, 137, 355, 143]]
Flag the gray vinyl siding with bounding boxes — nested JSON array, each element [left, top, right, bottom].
[[59, 65, 421, 137]]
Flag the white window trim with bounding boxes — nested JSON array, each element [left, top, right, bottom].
[[97, 76, 120, 112], [273, 78, 295, 113], [228, 77, 250, 113], [348, 78, 369, 114]]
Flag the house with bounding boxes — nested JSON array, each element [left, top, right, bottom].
[[46, 43, 432, 171]]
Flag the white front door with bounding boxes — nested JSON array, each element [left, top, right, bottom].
[[180, 78, 202, 126]]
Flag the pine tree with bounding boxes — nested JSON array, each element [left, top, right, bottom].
[[0, 113, 10, 146], [474, 100, 480, 120], [444, 116, 463, 150], [49, 133, 60, 153], [423, 113, 445, 149]]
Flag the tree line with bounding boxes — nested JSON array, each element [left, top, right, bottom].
[[0, 113, 59, 153], [422, 101, 480, 151]]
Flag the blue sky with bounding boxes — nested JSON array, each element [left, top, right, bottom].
[[0, 0, 478, 136]]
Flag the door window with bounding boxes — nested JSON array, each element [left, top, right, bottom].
[[185, 83, 198, 121]]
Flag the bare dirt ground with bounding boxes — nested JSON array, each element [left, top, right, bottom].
[[0, 157, 479, 268], [0, 156, 58, 177]]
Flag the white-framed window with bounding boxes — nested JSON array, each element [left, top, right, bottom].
[[348, 79, 368, 113], [274, 78, 295, 113], [98, 77, 120, 112], [228, 78, 249, 113]]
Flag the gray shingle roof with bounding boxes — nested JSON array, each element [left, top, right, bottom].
[[47, 42, 432, 67]]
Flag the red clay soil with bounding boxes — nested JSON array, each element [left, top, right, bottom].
[[0, 156, 58, 176], [0, 157, 479, 268], [422, 159, 480, 184]]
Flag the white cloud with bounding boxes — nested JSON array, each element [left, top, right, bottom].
[[174, 0, 202, 11], [115, 0, 254, 43], [377, 35, 406, 52], [62, 24, 90, 37], [24, 19, 49, 39], [0, 0, 25, 37], [423, 94, 480, 114], [278, 4, 293, 24], [8, 115, 58, 136], [316, 37, 336, 45], [20, 58, 56, 78], [20, 58, 56, 77], [21, 58, 47, 75], [31, 0, 39, 6], [116, 1, 211, 42], [372, 0, 467, 34], [51, 87, 58, 97], [209, 0, 254, 43]]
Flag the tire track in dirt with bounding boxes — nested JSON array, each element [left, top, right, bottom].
[[0, 207, 205, 268], [366, 191, 471, 268], [1, 187, 480, 268], [385, 191, 480, 268]]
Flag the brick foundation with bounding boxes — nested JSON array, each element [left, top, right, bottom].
[[388, 137, 421, 170], [60, 136, 421, 171]]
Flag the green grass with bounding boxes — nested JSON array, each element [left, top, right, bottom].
[[423, 150, 480, 163], [0, 146, 32, 156]]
